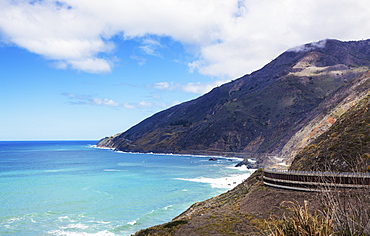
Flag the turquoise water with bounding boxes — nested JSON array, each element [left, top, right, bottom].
[[0, 141, 253, 235]]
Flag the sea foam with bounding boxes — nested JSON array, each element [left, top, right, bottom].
[[175, 169, 256, 189]]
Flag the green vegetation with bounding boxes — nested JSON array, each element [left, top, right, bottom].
[[169, 120, 192, 127], [163, 220, 188, 228]]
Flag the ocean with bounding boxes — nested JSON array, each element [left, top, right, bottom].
[[0, 141, 254, 235]]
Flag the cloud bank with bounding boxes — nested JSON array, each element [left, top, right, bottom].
[[1, 0, 370, 78]]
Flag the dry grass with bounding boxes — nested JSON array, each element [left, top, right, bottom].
[[264, 201, 333, 236], [321, 188, 370, 236]]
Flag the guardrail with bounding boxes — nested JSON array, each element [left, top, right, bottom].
[[263, 169, 370, 192]]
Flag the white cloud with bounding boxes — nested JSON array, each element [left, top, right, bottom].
[[0, 0, 114, 73], [92, 98, 119, 107], [130, 55, 146, 66], [138, 101, 153, 108], [69, 58, 112, 73], [63, 93, 119, 107], [123, 102, 136, 109], [154, 82, 173, 90], [63, 93, 170, 109], [50, 61, 68, 70], [139, 38, 162, 56], [287, 39, 328, 53], [153, 80, 228, 94], [1, 0, 370, 76], [181, 81, 227, 94]]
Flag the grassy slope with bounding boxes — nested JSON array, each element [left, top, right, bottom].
[[133, 170, 322, 236]]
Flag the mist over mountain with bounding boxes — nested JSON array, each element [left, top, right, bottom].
[[98, 39, 370, 166]]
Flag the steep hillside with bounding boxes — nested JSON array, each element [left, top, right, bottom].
[[133, 85, 370, 236], [290, 94, 370, 172], [278, 69, 370, 167], [98, 39, 370, 166]]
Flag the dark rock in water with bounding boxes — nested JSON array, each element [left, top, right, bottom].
[[208, 157, 218, 161], [235, 161, 259, 169], [235, 161, 247, 167]]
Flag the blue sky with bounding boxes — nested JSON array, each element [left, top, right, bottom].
[[1, 0, 370, 140]]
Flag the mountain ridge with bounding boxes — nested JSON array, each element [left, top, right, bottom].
[[98, 39, 370, 167]]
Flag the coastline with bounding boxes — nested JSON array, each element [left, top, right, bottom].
[[2, 141, 257, 236], [91, 145, 256, 189], [91, 145, 244, 159]]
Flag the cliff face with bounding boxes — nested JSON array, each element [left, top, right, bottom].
[[98, 39, 370, 166], [289, 94, 370, 172]]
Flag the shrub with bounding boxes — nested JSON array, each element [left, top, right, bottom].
[[264, 201, 333, 236]]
